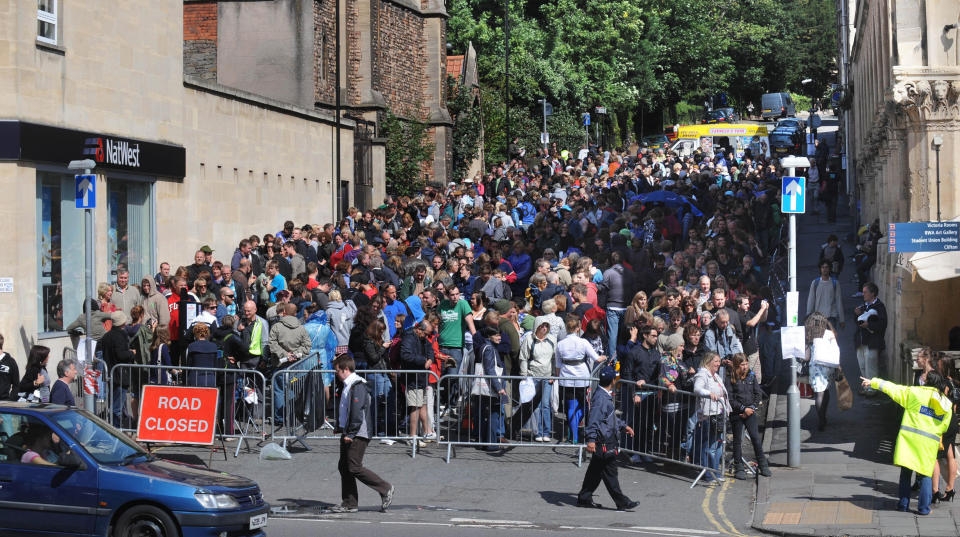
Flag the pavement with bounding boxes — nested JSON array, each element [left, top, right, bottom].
[[751, 182, 960, 536]]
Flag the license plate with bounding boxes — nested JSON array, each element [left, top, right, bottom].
[[763, 109, 771, 113], [249, 513, 267, 530]]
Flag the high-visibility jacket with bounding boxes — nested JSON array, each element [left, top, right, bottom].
[[871, 378, 953, 476]]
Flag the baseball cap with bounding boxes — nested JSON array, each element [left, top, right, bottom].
[[598, 366, 616, 386]]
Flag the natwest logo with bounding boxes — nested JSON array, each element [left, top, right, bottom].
[[83, 137, 141, 168]]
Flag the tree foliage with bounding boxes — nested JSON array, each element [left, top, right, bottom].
[[381, 109, 432, 197], [447, 0, 838, 145]]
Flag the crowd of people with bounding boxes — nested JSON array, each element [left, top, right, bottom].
[[2, 136, 864, 485]]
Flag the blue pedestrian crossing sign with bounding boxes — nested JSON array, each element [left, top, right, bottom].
[[75, 174, 96, 209], [781, 176, 805, 214]]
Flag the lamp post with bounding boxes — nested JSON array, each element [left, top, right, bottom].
[[334, 0, 342, 224], [933, 135, 943, 222], [504, 0, 510, 163]]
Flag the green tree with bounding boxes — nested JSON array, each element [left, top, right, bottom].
[[381, 109, 432, 197]]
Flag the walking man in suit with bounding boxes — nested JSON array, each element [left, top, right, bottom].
[[576, 366, 640, 511]]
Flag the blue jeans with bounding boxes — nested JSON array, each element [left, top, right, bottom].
[[899, 467, 933, 514], [534, 380, 553, 437], [695, 419, 723, 481], [370, 373, 395, 436], [606, 307, 626, 359], [440, 346, 463, 403], [112, 386, 128, 427]]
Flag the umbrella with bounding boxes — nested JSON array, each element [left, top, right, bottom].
[[629, 191, 703, 217]]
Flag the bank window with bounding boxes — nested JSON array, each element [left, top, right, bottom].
[[37, 0, 57, 45], [37, 172, 83, 334], [107, 179, 153, 285], [37, 174, 154, 335]]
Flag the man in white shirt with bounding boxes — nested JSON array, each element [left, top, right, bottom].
[[556, 316, 606, 444], [806, 261, 845, 329]]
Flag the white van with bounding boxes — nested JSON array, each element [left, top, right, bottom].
[[761, 92, 796, 119]]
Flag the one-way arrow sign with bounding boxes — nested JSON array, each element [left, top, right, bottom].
[[76, 174, 96, 209], [781, 176, 805, 214]]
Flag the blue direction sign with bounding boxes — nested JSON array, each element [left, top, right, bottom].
[[781, 176, 805, 214], [75, 174, 95, 209], [582, 112, 591, 126], [888, 222, 960, 253]]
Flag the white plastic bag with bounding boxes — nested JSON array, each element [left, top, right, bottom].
[[518, 377, 536, 404], [259, 442, 292, 461], [811, 330, 840, 367]]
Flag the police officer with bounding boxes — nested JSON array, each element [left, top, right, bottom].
[[862, 374, 953, 515], [576, 366, 640, 511]]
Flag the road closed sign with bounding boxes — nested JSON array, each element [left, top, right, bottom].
[[137, 385, 219, 445]]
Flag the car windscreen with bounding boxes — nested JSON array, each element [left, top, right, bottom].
[[768, 134, 794, 145], [52, 409, 148, 465]]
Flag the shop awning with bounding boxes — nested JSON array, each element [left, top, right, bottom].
[[906, 250, 960, 282]]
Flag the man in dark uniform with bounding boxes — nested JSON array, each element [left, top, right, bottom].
[[576, 366, 640, 511]]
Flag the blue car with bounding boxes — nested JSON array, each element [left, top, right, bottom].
[[0, 402, 268, 537]]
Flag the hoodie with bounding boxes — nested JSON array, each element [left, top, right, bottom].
[[326, 300, 357, 347], [141, 288, 171, 330], [268, 315, 312, 366]]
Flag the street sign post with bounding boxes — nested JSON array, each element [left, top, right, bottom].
[[75, 174, 96, 209], [888, 222, 960, 253], [69, 160, 96, 414], [779, 157, 810, 470], [781, 176, 805, 214]]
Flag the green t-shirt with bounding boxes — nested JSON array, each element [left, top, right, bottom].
[[438, 298, 472, 348]]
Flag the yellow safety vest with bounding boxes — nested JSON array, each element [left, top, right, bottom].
[[249, 319, 263, 356], [872, 378, 953, 476]]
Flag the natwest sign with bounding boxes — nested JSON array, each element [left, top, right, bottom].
[[137, 385, 219, 445], [0, 121, 185, 178], [84, 137, 141, 168]]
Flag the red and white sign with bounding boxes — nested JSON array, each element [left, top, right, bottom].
[[137, 385, 219, 445]]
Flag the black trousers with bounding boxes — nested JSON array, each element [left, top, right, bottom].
[[338, 436, 391, 508], [577, 452, 631, 508], [730, 413, 765, 464]]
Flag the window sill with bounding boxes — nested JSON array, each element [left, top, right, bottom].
[[36, 41, 66, 56], [37, 331, 70, 340]]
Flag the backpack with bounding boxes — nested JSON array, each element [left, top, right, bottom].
[[813, 277, 838, 294]]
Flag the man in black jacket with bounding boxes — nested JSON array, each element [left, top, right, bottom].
[[100, 311, 136, 427], [329, 354, 394, 514], [400, 320, 435, 446], [0, 333, 19, 401], [854, 282, 887, 395], [621, 325, 661, 460]]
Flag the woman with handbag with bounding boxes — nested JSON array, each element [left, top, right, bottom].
[[693, 351, 731, 484], [472, 325, 505, 452], [805, 313, 841, 431]]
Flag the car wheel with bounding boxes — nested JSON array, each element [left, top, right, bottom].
[[113, 505, 180, 537]]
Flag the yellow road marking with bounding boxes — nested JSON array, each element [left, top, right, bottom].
[[716, 479, 746, 537]]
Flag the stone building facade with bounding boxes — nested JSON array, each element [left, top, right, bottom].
[[847, 0, 960, 383], [0, 0, 351, 364], [185, 0, 452, 212]]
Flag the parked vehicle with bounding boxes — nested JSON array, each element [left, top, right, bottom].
[[761, 92, 796, 119], [701, 107, 740, 124], [775, 117, 806, 131], [0, 402, 268, 537], [670, 123, 771, 159], [768, 127, 805, 156], [641, 134, 671, 150]]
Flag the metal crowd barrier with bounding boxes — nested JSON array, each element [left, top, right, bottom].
[[614, 379, 727, 487], [109, 363, 268, 457], [437, 374, 597, 467], [269, 368, 440, 458]]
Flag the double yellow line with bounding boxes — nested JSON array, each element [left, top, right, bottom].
[[701, 479, 753, 537]]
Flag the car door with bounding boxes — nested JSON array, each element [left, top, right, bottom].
[[0, 410, 99, 536]]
